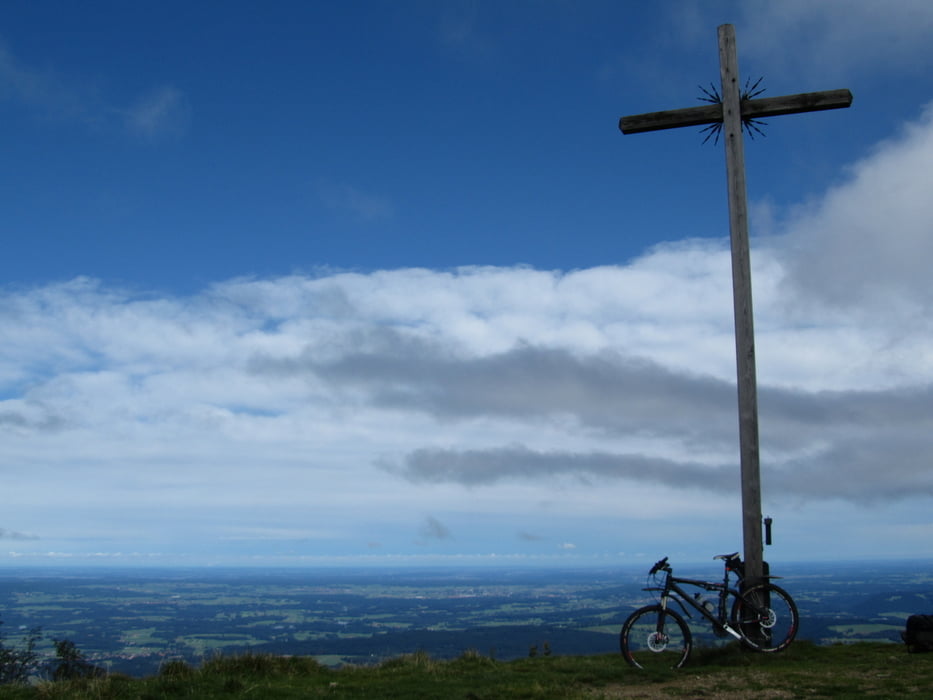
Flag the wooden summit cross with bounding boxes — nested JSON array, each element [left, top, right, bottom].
[[619, 24, 851, 585]]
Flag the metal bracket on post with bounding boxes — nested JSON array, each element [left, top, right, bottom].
[[764, 516, 773, 546]]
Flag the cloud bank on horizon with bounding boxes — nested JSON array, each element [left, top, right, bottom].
[[4, 98, 933, 564]]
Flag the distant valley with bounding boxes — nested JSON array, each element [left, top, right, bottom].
[[1, 559, 931, 677]]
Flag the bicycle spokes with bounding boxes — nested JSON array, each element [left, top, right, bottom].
[[621, 605, 692, 670], [733, 584, 798, 652]]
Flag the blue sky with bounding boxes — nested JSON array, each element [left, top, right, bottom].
[[3, 0, 933, 568]]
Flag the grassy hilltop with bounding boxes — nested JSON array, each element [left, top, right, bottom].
[[1, 642, 932, 699]]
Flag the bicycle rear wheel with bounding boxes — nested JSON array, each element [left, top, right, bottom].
[[731, 583, 798, 652], [620, 605, 692, 670]]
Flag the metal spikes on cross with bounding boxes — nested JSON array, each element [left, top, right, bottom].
[[619, 24, 852, 586]]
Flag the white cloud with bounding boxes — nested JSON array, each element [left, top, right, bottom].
[[124, 85, 188, 139], [735, 0, 933, 79], [3, 102, 933, 562], [778, 102, 933, 316], [0, 41, 93, 121], [316, 181, 395, 222], [0, 39, 187, 139]]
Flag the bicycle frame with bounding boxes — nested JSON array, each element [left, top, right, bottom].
[[646, 567, 745, 641]]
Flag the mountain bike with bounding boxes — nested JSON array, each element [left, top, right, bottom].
[[620, 553, 798, 670]]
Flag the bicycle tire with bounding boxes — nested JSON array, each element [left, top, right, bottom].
[[620, 605, 692, 669], [731, 583, 798, 652]]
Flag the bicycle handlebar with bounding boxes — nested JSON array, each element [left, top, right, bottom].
[[649, 556, 669, 575]]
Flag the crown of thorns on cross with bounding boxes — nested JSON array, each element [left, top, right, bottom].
[[698, 76, 767, 144]]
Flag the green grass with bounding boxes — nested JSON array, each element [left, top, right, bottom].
[[1, 642, 932, 699]]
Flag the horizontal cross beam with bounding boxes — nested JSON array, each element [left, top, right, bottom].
[[619, 88, 853, 134]]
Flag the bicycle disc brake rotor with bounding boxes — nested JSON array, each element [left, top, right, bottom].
[[647, 632, 669, 652], [760, 609, 777, 628]]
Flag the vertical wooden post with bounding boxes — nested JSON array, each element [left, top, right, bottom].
[[718, 24, 763, 585], [620, 26, 851, 582]]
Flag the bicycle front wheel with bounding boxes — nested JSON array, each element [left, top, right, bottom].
[[731, 583, 798, 652], [620, 605, 692, 670]]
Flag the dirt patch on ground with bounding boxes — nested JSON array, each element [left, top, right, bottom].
[[585, 666, 922, 699], [589, 671, 795, 699]]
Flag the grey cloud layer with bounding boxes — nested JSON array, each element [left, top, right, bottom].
[[394, 433, 933, 504], [398, 446, 735, 491], [0, 528, 39, 541], [251, 336, 738, 447], [253, 335, 933, 503]]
